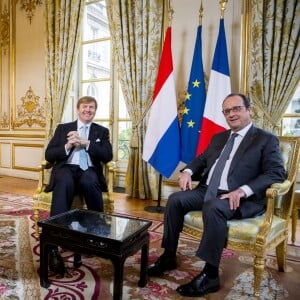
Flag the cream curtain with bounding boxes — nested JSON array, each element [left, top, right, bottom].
[[105, 0, 165, 199], [248, 0, 300, 133], [45, 0, 84, 142]]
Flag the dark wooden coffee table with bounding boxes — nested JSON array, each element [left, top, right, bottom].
[[38, 209, 152, 300]]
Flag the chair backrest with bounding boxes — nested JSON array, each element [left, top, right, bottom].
[[279, 137, 299, 182], [276, 136, 300, 218]]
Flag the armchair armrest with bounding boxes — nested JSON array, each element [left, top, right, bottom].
[[256, 179, 291, 246], [41, 160, 54, 170], [265, 179, 291, 218], [35, 160, 54, 193], [104, 161, 116, 193], [271, 180, 292, 196]]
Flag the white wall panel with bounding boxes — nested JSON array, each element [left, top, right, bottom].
[[14, 2, 46, 125], [0, 142, 11, 168], [172, 0, 243, 95], [12, 143, 43, 171]]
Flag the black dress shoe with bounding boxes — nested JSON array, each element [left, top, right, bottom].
[[176, 272, 220, 297], [48, 249, 66, 276], [148, 255, 177, 276], [73, 253, 82, 268]]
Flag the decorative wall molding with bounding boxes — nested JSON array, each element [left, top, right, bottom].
[[0, 112, 9, 129], [19, 0, 43, 24], [12, 142, 43, 171], [0, 5, 9, 55], [13, 86, 46, 128]]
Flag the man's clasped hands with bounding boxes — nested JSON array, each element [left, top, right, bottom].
[[66, 131, 90, 151]]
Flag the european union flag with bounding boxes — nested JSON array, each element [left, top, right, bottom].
[[180, 25, 206, 163]]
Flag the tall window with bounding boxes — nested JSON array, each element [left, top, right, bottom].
[[281, 83, 300, 137], [69, 0, 131, 187]]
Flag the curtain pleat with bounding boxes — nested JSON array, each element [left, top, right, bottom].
[[249, 0, 300, 133], [45, 0, 84, 142], [105, 0, 165, 199]]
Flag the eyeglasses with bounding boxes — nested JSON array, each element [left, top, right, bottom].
[[222, 105, 245, 116]]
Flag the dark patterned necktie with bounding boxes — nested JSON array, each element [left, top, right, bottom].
[[79, 125, 88, 171], [204, 133, 238, 202]]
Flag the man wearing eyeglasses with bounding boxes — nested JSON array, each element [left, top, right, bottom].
[[147, 93, 286, 297]]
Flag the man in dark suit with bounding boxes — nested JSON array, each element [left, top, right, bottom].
[[45, 95, 113, 274], [148, 93, 286, 297]]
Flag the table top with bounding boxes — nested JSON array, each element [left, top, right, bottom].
[[38, 209, 152, 242]]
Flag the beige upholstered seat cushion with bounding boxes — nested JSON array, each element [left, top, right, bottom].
[[33, 189, 89, 210], [183, 211, 286, 244], [34, 191, 52, 205]]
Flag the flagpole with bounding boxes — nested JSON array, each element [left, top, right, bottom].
[[144, 174, 164, 213]]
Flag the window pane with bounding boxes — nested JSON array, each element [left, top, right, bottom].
[[282, 117, 300, 136], [285, 97, 300, 114], [82, 81, 110, 118], [82, 41, 111, 80], [118, 122, 131, 160], [282, 83, 300, 136], [77, 0, 131, 178], [83, 1, 110, 40], [96, 120, 110, 129]]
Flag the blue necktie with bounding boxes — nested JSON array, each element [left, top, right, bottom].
[[204, 133, 238, 202], [79, 125, 88, 171]]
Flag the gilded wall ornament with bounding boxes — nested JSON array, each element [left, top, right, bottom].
[[0, 112, 9, 129], [13, 86, 46, 128], [20, 0, 43, 24], [0, 5, 9, 55]]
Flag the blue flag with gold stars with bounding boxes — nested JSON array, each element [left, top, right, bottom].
[[180, 25, 206, 163]]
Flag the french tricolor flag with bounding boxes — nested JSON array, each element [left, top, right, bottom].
[[142, 27, 180, 178], [196, 18, 231, 155]]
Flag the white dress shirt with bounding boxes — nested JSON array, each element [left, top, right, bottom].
[[184, 123, 254, 197], [66, 120, 93, 167]]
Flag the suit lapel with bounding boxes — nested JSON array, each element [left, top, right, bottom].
[[204, 131, 231, 175], [229, 126, 257, 172], [212, 133, 230, 163], [66, 121, 78, 156], [88, 123, 97, 140], [69, 121, 77, 131]]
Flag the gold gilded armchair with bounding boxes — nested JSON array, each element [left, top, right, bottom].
[[182, 136, 300, 297], [33, 160, 116, 236]]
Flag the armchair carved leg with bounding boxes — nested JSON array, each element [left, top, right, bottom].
[[253, 255, 265, 297], [103, 191, 114, 214], [33, 208, 40, 237], [291, 191, 300, 244], [276, 238, 287, 272]]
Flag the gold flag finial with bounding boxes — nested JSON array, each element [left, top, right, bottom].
[[219, 0, 228, 19], [168, 1, 174, 26], [199, 0, 204, 25]]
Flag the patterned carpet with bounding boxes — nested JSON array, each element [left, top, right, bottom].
[[1, 191, 300, 299]]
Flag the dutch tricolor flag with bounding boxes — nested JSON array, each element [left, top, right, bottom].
[[142, 27, 180, 178]]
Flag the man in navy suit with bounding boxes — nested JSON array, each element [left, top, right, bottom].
[[45, 95, 113, 274], [148, 93, 286, 297]]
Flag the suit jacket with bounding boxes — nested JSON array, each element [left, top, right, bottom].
[[45, 120, 113, 192], [185, 125, 286, 217]]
